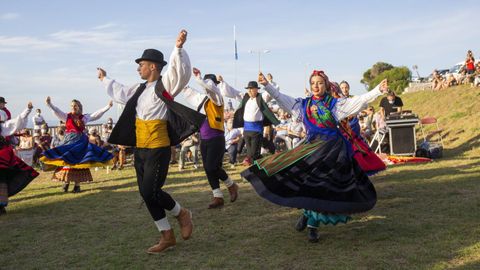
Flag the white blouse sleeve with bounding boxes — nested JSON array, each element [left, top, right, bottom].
[[218, 81, 243, 102], [183, 86, 207, 109], [83, 104, 112, 123], [262, 83, 303, 119], [1, 107, 32, 136], [333, 84, 383, 121], [162, 47, 192, 98], [194, 76, 223, 106], [103, 77, 139, 105], [46, 102, 68, 121]]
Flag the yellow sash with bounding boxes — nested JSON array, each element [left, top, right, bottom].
[[135, 119, 170, 148]]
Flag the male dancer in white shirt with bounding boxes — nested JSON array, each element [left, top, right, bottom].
[[98, 30, 196, 254]]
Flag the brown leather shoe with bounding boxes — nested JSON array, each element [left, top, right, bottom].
[[175, 208, 193, 240], [147, 229, 176, 254], [227, 183, 239, 202], [208, 197, 224, 209]]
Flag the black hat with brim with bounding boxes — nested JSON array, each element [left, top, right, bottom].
[[203, 74, 219, 85], [245, 81, 260, 89], [135, 49, 167, 67]]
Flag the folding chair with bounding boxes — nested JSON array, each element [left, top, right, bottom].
[[419, 117, 444, 147], [369, 128, 387, 154]]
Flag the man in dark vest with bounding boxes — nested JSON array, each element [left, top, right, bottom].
[[219, 78, 279, 166], [97, 30, 205, 254]]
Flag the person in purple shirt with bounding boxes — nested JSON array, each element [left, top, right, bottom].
[[183, 68, 239, 209]]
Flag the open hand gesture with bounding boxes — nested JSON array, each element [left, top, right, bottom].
[[45, 96, 51, 105], [217, 75, 223, 82], [176, 29, 188, 48], [27, 102, 33, 110], [108, 100, 113, 107]]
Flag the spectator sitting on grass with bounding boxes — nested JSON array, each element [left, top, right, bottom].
[[444, 74, 458, 88], [431, 69, 444, 90]]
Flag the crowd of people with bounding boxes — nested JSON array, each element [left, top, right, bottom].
[[431, 50, 480, 90], [2, 29, 418, 255]]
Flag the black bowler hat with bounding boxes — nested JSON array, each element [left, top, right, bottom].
[[0, 97, 6, 104], [203, 74, 219, 85], [135, 49, 167, 66], [245, 81, 260, 89]]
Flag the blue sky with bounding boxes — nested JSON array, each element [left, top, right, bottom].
[[1, 0, 478, 125]]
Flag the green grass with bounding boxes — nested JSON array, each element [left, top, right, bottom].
[[1, 86, 480, 269]]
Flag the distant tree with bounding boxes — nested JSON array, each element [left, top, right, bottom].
[[361, 62, 411, 94]]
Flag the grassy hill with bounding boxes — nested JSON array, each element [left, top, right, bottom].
[[1, 86, 479, 269]]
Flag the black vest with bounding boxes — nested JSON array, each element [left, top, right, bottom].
[[232, 94, 279, 129], [108, 78, 206, 147]]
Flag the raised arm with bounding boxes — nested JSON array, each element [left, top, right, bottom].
[[98, 68, 139, 105], [333, 79, 388, 121], [84, 100, 113, 123], [183, 85, 207, 109], [1, 102, 33, 136], [218, 76, 243, 102], [258, 73, 302, 117], [45, 96, 67, 121], [162, 30, 192, 98], [193, 67, 223, 106]]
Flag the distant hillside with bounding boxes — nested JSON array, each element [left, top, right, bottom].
[[370, 85, 480, 158]]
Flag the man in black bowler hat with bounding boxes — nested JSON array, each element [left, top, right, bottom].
[[98, 30, 204, 254], [219, 78, 279, 166]]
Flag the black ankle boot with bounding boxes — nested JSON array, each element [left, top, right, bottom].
[[295, 214, 308, 232], [62, 183, 69, 192], [307, 227, 319, 243], [72, 185, 81, 193], [0, 206, 6, 216]]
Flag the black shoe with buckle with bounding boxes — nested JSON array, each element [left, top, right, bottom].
[[72, 185, 81, 193]]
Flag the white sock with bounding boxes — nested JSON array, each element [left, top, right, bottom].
[[169, 202, 181, 217], [212, 188, 224, 198], [154, 218, 171, 232], [223, 177, 234, 188]]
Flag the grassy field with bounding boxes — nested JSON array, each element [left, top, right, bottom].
[[1, 86, 479, 269]]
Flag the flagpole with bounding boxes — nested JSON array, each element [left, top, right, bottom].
[[234, 25, 237, 88]]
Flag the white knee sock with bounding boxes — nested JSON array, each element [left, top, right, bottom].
[[223, 177, 234, 187], [169, 202, 181, 217], [154, 218, 171, 231], [212, 188, 224, 198]]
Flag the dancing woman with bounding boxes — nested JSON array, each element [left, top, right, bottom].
[[242, 71, 388, 242], [0, 102, 38, 215], [41, 97, 113, 193]]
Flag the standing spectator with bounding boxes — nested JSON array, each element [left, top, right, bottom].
[[32, 109, 46, 134], [465, 50, 475, 81], [474, 64, 480, 87], [274, 111, 292, 150]]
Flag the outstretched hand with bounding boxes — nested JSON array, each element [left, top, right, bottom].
[[97, 67, 107, 81], [258, 72, 268, 86], [217, 75, 223, 82], [27, 102, 33, 110], [379, 79, 388, 93], [108, 100, 113, 107], [176, 29, 188, 48], [45, 96, 51, 105]]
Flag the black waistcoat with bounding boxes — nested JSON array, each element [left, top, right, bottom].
[[108, 78, 206, 147]]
